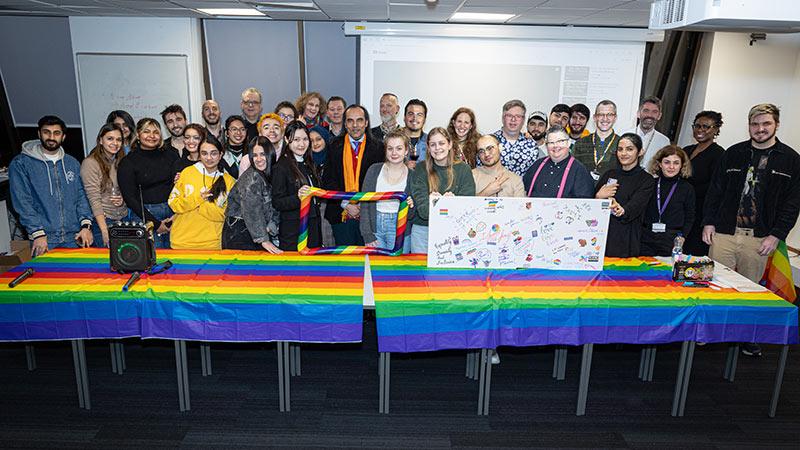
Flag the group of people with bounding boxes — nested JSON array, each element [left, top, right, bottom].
[[9, 90, 799, 301]]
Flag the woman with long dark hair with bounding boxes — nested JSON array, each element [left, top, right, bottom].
[[117, 117, 180, 248], [106, 110, 135, 154], [272, 121, 322, 251], [81, 123, 128, 247], [222, 136, 282, 253], [168, 134, 235, 249]]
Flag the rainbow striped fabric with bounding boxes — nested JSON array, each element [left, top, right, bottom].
[[370, 255, 799, 353], [0, 249, 365, 343]]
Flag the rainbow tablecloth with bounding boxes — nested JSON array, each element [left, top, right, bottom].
[[370, 255, 799, 353], [0, 249, 365, 343]]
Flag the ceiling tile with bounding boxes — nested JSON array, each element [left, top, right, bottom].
[[463, 0, 545, 7], [540, 0, 628, 8], [508, 15, 581, 25], [527, 7, 598, 17], [457, 6, 534, 14]]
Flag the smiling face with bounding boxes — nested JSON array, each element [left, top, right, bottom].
[[549, 111, 569, 128], [226, 119, 246, 146], [309, 130, 326, 153], [345, 107, 368, 140], [452, 112, 473, 140], [202, 101, 220, 125], [327, 99, 345, 125], [251, 145, 267, 171], [692, 116, 718, 143], [288, 128, 310, 158], [404, 105, 426, 132], [99, 129, 123, 156], [616, 137, 642, 169], [241, 93, 262, 121], [428, 131, 452, 166], [183, 127, 202, 155], [303, 97, 321, 120], [749, 113, 779, 145], [276, 107, 295, 124], [38, 124, 65, 152], [594, 104, 617, 133], [163, 112, 186, 138], [379, 95, 399, 122], [569, 112, 588, 135], [545, 131, 570, 163], [637, 101, 662, 132], [137, 122, 162, 150], [659, 154, 682, 178], [384, 136, 407, 165], [502, 106, 525, 134], [199, 142, 221, 172], [527, 118, 547, 141], [259, 118, 283, 145]]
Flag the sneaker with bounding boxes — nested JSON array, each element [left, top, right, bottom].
[[490, 350, 500, 365], [741, 343, 762, 357]]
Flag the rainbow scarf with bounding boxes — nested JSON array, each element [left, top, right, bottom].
[[370, 256, 798, 353], [0, 249, 365, 343]]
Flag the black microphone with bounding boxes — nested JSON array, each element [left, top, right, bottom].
[[147, 260, 173, 275], [8, 268, 34, 288], [122, 271, 141, 292]]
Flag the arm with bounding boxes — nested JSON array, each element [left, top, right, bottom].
[[118, 159, 161, 230], [272, 165, 301, 211], [80, 159, 106, 221], [410, 167, 431, 221], [73, 166, 93, 227], [509, 173, 526, 197], [167, 171, 202, 213], [618, 175, 656, 224], [359, 165, 380, 244], [572, 165, 597, 199], [9, 159, 45, 239]]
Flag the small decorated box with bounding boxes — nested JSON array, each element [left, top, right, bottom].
[[672, 260, 714, 282]]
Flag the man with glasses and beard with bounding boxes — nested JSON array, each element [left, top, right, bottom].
[[572, 99, 621, 180], [161, 104, 188, 158], [10, 115, 93, 256], [202, 99, 224, 143]]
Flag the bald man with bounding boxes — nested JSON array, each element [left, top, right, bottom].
[[472, 134, 525, 197]]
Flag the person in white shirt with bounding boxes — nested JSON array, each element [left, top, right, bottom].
[[627, 96, 671, 168]]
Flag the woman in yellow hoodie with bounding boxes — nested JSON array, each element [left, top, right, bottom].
[[168, 135, 236, 249]]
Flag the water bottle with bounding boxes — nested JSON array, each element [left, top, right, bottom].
[[672, 232, 685, 264]]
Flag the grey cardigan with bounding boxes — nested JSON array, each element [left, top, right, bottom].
[[358, 162, 414, 244]]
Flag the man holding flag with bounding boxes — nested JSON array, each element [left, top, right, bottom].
[[702, 103, 800, 356]]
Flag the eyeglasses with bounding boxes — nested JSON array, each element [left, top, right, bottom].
[[504, 113, 524, 120], [477, 144, 496, 154], [692, 123, 715, 130], [595, 113, 617, 119], [242, 101, 261, 107], [278, 113, 294, 122], [228, 127, 246, 133], [546, 139, 569, 147]]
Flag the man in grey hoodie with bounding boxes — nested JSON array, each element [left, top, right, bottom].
[[9, 115, 93, 256]]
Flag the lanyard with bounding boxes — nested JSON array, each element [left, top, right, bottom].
[[656, 178, 678, 221], [640, 128, 656, 154], [592, 132, 616, 167], [527, 156, 575, 198]]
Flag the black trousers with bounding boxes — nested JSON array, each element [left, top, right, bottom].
[[639, 227, 679, 257]]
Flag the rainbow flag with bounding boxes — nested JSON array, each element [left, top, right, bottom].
[[761, 240, 798, 304], [371, 256, 798, 353], [0, 249, 365, 343]]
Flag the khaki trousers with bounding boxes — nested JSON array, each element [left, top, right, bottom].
[[709, 228, 769, 283]]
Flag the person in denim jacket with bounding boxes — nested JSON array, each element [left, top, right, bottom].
[[9, 115, 93, 256]]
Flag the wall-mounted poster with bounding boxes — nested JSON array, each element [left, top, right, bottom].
[[427, 197, 611, 271]]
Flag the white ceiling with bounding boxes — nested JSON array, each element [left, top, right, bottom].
[[0, 0, 656, 27]]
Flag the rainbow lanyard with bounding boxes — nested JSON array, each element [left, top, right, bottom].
[[592, 132, 616, 167]]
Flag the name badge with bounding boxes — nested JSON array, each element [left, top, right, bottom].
[[590, 170, 600, 181], [652, 222, 666, 233]]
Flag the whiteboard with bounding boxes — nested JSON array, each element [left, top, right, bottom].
[[428, 197, 611, 271], [75, 53, 191, 153]]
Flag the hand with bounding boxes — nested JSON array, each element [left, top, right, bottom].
[[261, 241, 283, 254], [75, 228, 93, 248], [110, 195, 124, 207], [199, 187, 213, 201], [156, 218, 172, 235], [430, 192, 442, 200], [758, 235, 780, 256], [406, 160, 417, 170], [443, 192, 455, 197], [596, 183, 618, 199], [484, 173, 509, 196], [702, 225, 715, 246], [365, 240, 378, 247], [297, 185, 312, 199], [31, 236, 48, 257], [610, 200, 625, 217], [174, 172, 181, 183], [101, 228, 110, 248], [345, 203, 360, 218], [406, 196, 414, 209]]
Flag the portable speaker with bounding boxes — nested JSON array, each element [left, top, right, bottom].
[[109, 221, 156, 273]]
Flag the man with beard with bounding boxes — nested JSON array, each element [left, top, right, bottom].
[[370, 93, 401, 143], [9, 115, 93, 256], [572, 99, 620, 180], [161, 104, 188, 158], [240, 87, 263, 142], [202, 99, 224, 143], [567, 103, 591, 145], [548, 103, 570, 129], [326, 96, 347, 140], [221, 115, 248, 179], [526, 111, 547, 158], [703, 103, 800, 357], [492, 99, 540, 177], [626, 96, 670, 167], [402, 98, 428, 170], [472, 134, 525, 197], [323, 105, 384, 246]]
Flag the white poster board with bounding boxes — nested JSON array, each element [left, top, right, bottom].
[[427, 197, 611, 271], [75, 53, 191, 153]]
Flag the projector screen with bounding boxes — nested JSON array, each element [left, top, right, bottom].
[[359, 35, 646, 136]]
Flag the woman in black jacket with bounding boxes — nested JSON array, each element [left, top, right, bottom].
[[594, 133, 656, 257], [272, 121, 322, 251], [640, 145, 696, 256]]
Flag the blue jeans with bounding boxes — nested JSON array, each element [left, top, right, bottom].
[[409, 224, 428, 254], [375, 211, 411, 253], [140, 202, 172, 249]]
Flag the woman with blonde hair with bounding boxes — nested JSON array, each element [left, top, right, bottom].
[[409, 127, 476, 253], [640, 145, 695, 256], [447, 107, 480, 168], [295, 92, 328, 128]]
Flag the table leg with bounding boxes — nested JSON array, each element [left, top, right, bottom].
[[110, 341, 124, 375], [290, 343, 301, 377], [466, 351, 474, 379], [671, 341, 691, 416], [276, 341, 291, 412], [25, 344, 36, 371], [576, 343, 593, 416], [677, 342, 695, 416], [174, 340, 190, 412], [110, 342, 118, 374], [723, 344, 739, 382], [477, 348, 493, 416], [647, 347, 657, 382], [120, 342, 126, 371], [71, 340, 90, 410], [769, 345, 790, 418], [200, 343, 212, 377], [557, 347, 567, 380], [379, 352, 391, 414]]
